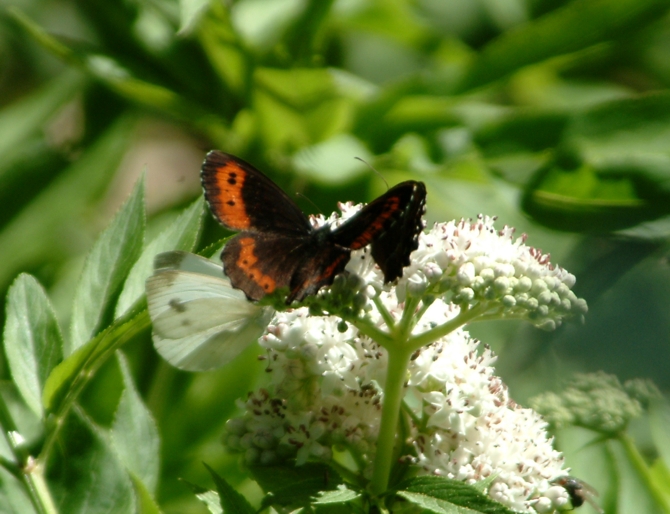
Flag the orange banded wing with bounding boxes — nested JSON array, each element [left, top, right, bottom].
[[332, 181, 426, 281], [222, 232, 315, 301], [201, 151, 312, 235]]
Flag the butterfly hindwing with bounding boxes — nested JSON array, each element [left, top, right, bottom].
[[371, 181, 426, 281], [331, 181, 426, 281], [201, 151, 312, 235]]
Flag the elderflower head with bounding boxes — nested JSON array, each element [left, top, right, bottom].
[[223, 208, 588, 513]]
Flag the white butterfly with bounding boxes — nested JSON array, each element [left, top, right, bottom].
[[145, 251, 274, 371]]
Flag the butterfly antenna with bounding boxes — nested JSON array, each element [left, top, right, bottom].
[[355, 157, 389, 189], [295, 192, 323, 214]]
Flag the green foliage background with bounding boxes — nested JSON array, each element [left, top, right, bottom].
[[1, 0, 670, 512]]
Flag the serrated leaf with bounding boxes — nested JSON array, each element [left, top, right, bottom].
[[251, 463, 342, 509], [0, 116, 133, 291], [130, 474, 163, 514], [68, 176, 146, 355], [204, 463, 255, 514], [396, 476, 517, 514], [54, 409, 135, 514], [398, 491, 480, 514], [112, 354, 160, 493], [3, 273, 63, 416], [312, 484, 360, 504], [43, 309, 150, 415], [115, 198, 203, 317], [182, 480, 223, 514]]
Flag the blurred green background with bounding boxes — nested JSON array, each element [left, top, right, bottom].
[[2, 0, 670, 512]]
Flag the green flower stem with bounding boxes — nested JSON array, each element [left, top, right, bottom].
[[370, 342, 413, 496], [620, 433, 670, 513], [407, 303, 489, 353]]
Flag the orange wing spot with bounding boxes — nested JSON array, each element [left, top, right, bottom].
[[316, 254, 347, 282], [237, 237, 276, 293], [349, 197, 401, 249], [211, 161, 252, 230]]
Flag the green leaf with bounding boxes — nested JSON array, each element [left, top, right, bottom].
[[111, 354, 160, 493], [649, 399, 670, 481], [0, 69, 84, 181], [458, 0, 670, 91], [182, 480, 223, 514], [53, 410, 135, 514], [0, 466, 37, 514], [292, 134, 372, 185], [608, 438, 670, 514], [115, 197, 203, 317], [395, 476, 517, 514], [130, 474, 163, 514], [250, 463, 342, 509], [204, 463, 255, 514], [3, 273, 63, 416], [179, 0, 211, 34], [312, 484, 360, 504], [43, 309, 150, 416], [0, 116, 134, 291], [68, 176, 146, 355]]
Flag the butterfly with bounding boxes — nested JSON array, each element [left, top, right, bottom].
[[201, 151, 427, 303], [146, 251, 274, 371]]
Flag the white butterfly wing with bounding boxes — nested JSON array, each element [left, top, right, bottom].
[[146, 252, 273, 371]]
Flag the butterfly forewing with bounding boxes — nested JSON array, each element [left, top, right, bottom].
[[202, 151, 313, 235]]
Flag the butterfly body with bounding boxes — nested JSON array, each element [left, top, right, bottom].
[[202, 151, 426, 303]]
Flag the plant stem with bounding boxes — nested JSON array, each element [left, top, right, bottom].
[[370, 344, 412, 496], [620, 433, 670, 513]]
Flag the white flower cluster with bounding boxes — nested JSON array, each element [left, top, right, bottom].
[[223, 209, 586, 512], [397, 215, 588, 330]]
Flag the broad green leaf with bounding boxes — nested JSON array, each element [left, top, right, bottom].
[[251, 463, 342, 509], [458, 0, 670, 91], [115, 198, 203, 317], [204, 463, 255, 514], [649, 399, 670, 476], [396, 476, 517, 514], [312, 484, 360, 504], [0, 466, 37, 514], [522, 162, 651, 232], [68, 177, 146, 355], [111, 354, 160, 493], [43, 309, 150, 416], [567, 93, 670, 190], [179, 0, 211, 34], [0, 116, 133, 291], [397, 491, 481, 514], [0, 69, 84, 181], [3, 274, 63, 416], [9, 8, 230, 142], [53, 410, 135, 514]]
